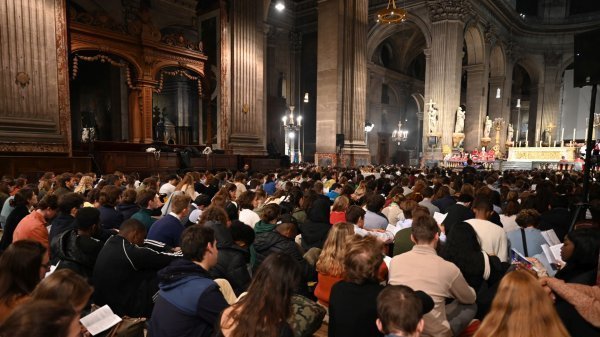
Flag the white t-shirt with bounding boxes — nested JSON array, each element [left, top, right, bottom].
[[500, 214, 519, 233]]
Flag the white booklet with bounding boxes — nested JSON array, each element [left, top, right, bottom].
[[386, 223, 402, 236], [433, 212, 448, 225], [80, 305, 122, 335], [541, 243, 565, 266], [541, 229, 561, 246]]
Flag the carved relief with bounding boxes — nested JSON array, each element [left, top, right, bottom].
[[15, 72, 30, 88], [484, 23, 497, 45], [427, 0, 473, 22]]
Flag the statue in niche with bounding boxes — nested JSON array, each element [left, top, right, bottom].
[[483, 116, 492, 138], [454, 106, 465, 134], [428, 104, 438, 134], [507, 124, 514, 143]]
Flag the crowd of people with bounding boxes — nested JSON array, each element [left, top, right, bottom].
[[0, 163, 599, 337]]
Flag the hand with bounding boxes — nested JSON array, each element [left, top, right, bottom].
[[538, 277, 556, 302]]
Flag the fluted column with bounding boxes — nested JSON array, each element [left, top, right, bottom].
[[225, 0, 267, 155], [541, 53, 562, 143], [426, 0, 470, 151], [315, 0, 369, 166], [464, 64, 486, 151]]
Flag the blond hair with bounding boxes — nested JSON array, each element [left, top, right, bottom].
[[474, 270, 570, 337], [316, 222, 355, 276], [332, 195, 350, 212]]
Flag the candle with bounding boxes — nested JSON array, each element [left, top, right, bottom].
[[519, 141, 522, 147], [549, 135, 552, 147], [573, 128, 576, 142], [525, 130, 528, 144], [561, 128, 564, 142], [585, 128, 588, 139], [540, 140, 543, 147], [554, 140, 557, 147]]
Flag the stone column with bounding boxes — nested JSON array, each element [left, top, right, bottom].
[[426, 0, 469, 152], [464, 64, 486, 151], [541, 53, 562, 143], [224, 0, 267, 155], [0, 0, 71, 154], [315, 0, 370, 167]]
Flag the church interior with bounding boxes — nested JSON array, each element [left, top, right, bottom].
[[1, 0, 600, 176]]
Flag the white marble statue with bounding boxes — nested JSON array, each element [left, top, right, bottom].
[[454, 106, 465, 134], [428, 105, 438, 134], [507, 123, 514, 142], [483, 116, 492, 138]]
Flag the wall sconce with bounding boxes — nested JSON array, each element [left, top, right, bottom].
[[516, 98, 521, 108], [304, 92, 309, 103], [496, 88, 501, 99]]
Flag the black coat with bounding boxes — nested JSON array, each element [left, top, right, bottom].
[[300, 197, 331, 250], [93, 235, 179, 317], [117, 203, 141, 221], [49, 213, 76, 246], [52, 229, 103, 280], [442, 203, 474, 235], [99, 205, 123, 230], [0, 205, 29, 251], [209, 244, 251, 296]]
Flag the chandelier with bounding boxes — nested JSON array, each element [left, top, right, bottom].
[[376, 0, 407, 24]]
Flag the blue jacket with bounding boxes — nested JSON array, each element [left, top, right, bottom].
[[147, 214, 184, 247], [149, 259, 228, 337], [99, 205, 123, 230]]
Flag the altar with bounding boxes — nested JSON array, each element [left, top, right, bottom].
[[507, 146, 579, 162]]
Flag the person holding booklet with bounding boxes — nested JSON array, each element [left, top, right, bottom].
[[506, 209, 546, 257]]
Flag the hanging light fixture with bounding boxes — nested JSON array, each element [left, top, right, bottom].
[[376, 0, 407, 24]]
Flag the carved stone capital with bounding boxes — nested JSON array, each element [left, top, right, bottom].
[[427, 0, 472, 23], [484, 23, 497, 45]]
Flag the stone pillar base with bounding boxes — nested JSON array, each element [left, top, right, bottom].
[[341, 146, 371, 167], [229, 134, 267, 156]]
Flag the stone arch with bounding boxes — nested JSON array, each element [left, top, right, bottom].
[[463, 25, 485, 65], [515, 56, 542, 85], [489, 44, 506, 77], [367, 15, 432, 61], [411, 93, 424, 113]]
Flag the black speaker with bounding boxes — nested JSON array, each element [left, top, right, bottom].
[[336, 134, 345, 148], [574, 28, 600, 87]]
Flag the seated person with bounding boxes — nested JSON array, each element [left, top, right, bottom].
[[328, 236, 386, 337], [149, 225, 228, 337], [93, 219, 180, 317], [52, 207, 104, 280], [376, 285, 434, 337], [131, 189, 163, 231], [209, 220, 254, 296], [389, 215, 476, 337], [147, 194, 191, 247]]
